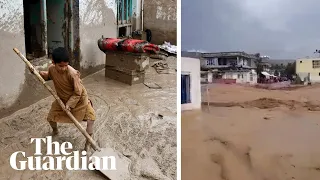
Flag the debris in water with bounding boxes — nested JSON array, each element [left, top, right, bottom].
[[143, 82, 162, 89]]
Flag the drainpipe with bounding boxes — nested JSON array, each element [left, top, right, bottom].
[[141, 0, 144, 31], [40, 0, 47, 55]]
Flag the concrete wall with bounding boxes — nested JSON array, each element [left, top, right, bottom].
[[143, 0, 176, 45], [181, 57, 201, 111], [222, 71, 257, 84]]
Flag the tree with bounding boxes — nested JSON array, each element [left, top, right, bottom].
[[254, 53, 263, 75], [274, 69, 280, 76], [284, 62, 296, 80]]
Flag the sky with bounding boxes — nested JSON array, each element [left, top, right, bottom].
[[181, 0, 320, 59]]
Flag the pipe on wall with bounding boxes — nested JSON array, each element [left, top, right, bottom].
[[141, 0, 144, 31]]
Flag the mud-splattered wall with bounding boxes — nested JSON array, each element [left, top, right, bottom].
[[78, 0, 117, 75], [0, 0, 30, 117], [143, 0, 176, 45]]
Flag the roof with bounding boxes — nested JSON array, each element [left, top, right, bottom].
[[181, 51, 201, 58], [263, 59, 295, 65], [297, 57, 320, 61], [201, 51, 259, 59]]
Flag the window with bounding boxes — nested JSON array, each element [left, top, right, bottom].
[[313, 60, 320, 68], [241, 74, 244, 78], [206, 58, 215, 65], [117, 0, 133, 37], [218, 58, 227, 65], [181, 74, 191, 104], [300, 61, 302, 63], [237, 74, 240, 79], [250, 72, 253, 81], [23, 0, 76, 60]]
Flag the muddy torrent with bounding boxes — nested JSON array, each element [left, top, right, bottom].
[[203, 98, 320, 111]]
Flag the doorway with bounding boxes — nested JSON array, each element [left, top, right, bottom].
[[181, 74, 191, 104], [23, 0, 75, 60]]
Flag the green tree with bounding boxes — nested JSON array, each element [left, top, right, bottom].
[[254, 53, 263, 75], [284, 62, 296, 79]]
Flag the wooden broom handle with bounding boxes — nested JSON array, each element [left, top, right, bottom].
[[13, 48, 101, 152]]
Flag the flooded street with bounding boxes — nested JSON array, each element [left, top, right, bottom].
[[182, 84, 320, 180], [0, 57, 177, 180]]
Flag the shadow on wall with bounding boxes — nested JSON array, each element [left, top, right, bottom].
[[79, 0, 117, 77]]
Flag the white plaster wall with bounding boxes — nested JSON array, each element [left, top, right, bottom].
[[0, 0, 26, 108], [181, 57, 201, 111]]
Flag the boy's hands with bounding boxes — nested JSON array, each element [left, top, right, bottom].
[[39, 71, 46, 77], [39, 71, 49, 80]]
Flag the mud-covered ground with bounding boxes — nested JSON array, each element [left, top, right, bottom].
[[0, 57, 177, 180], [182, 83, 320, 180]]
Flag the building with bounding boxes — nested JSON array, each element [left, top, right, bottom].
[[181, 52, 201, 111], [296, 57, 320, 83], [201, 71, 214, 83], [0, 0, 172, 118], [200, 51, 258, 84], [261, 62, 272, 73]]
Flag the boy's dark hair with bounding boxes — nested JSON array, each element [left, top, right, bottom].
[[52, 47, 69, 63]]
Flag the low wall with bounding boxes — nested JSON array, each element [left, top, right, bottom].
[[212, 79, 236, 84]]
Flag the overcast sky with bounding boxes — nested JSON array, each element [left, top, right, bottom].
[[181, 0, 320, 59]]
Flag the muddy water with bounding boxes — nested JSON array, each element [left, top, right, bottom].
[[183, 84, 320, 180], [0, 57, 177, 180], [182, 106, 320, 180]]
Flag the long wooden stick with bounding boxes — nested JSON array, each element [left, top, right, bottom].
[[13, 48, 101, 152]]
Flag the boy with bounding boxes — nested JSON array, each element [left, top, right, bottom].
[[39, 47, 95, 150]]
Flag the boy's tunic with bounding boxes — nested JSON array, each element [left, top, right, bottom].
[[47, 64, 96, 123]]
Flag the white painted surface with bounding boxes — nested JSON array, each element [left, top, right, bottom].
[[181, 57, 201, 111]]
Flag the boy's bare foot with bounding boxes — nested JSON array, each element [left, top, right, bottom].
[[52, 129, 59, 136], [85, 140, 90, 152], [84, 134, 93, 152], [49, 121, 58, 136]]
